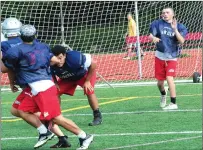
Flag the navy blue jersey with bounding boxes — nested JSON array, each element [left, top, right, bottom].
[[51, 50, 87, 81], [1, 37, 22, 58], [4, 42, 53, 86], [149, 19, 188, 58]]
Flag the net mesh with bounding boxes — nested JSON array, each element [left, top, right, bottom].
[[1, 1, 202, 88]]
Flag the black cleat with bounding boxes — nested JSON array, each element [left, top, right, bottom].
[[50, 135, 71, 148], [88, 110, 102, 126]]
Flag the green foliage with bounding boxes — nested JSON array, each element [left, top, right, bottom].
[[179, 53, 190, 58]]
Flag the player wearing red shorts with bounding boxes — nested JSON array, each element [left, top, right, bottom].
[[51, 45, 102, 126], [1, 18, 71, 149], [149, 8, 188, 110], [4, 24, 93, 150], [123, 13, 144, 60]]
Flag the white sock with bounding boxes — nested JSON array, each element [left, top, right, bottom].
[[77, 130, 86, 139], [37, 124, 47, 134]]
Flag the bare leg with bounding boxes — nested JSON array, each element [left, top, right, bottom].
[[166, 76, 176, 98], [157, 80, 165, 92], [53, 115, 81, 135], [18, 110, 42, 128], [87, 94, 102, 126], [87, 94, 99, 110]]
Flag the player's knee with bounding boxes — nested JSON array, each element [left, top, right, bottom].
[[52, 114, 64, 125], [10, 107, 20, 117], [34, 112, 41, 118], [157, 80, 164, 87]]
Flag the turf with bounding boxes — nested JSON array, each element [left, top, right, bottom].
[[1, 83, 202, 150]]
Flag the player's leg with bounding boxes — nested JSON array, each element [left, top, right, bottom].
[[87, 94, 102, 126], [15, 88, 55, 148], [134, 42, 144, 59], [77, 72, 102, 126], [123, 36, 132, 59], [34, 112, 71, 148], [163, 60, 178, 110], [155, 57, 167, 108], [34, 85, 94, 149], [52, 115, 93, 150], [49, 124, 71, 148]]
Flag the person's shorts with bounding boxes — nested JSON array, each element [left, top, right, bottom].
[[57, 71, 97, 96], [12, 87, 38, 113], [33, 85, 61, 121], [126, 36, 138, 48], [155, 57, 177, 80]]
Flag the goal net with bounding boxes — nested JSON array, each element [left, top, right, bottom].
[[1, 1, 202, 89]]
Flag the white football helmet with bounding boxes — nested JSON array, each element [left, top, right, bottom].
[[2, 17, 22, 38]]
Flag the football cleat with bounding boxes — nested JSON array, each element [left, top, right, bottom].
[[34, 130, 55, 149], [77, 134, 94, 150]]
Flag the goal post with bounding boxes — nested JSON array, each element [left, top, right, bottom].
[[1, 1, 202, 90]]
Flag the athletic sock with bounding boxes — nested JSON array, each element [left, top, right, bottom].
[[78, 130, 86, 139], [93, 108, 100, 114], [160, 90, 166, 95], [37, 124, 47, 134], [171, 97, 176, 104]]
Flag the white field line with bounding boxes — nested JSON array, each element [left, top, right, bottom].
[[105, 136, 202, 150], [1, 131, 202, 141], [1, 79, 201, 91], [2, 109, 202, 119]]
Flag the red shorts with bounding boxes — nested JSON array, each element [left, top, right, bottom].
[[155, 57, 177, 80], [126, 36, 136, 44], [12, 87, 38, 113], [33, 86, 61, 121], [57, 71, 97, 96]]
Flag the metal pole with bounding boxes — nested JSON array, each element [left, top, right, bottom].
[[60, 1, 65, 46], [96, 72, 115, 89], [60, 1, 73, 50], [134, 1, 142, 79]]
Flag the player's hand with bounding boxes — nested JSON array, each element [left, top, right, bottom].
[[83, 81, 94, 94], [10, 83, 19, 93], [55, 83, 60, 91], [171, 18, 177, 30], [152, 37, 161, 43], [50, 56, 60, 66]]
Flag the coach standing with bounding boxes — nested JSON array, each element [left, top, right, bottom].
[[149, 7, 188, 110]]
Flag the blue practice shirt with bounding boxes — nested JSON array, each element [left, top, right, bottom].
[[149, 19, 188, 58], [4, 42, 53, 86], [51, 50, 88, 81]]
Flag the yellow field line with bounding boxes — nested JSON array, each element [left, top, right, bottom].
[[1, 97, 121, 105], [1, 94, 201, 122]]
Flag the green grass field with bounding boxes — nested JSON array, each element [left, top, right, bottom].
[[1, 83, 202, 150]]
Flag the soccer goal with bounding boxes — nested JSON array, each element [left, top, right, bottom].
[[1, 1, 202, 90]]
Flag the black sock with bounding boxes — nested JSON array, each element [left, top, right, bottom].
[[58, 136, 67, 141], [171, 97, 176, 104], [160, 90, 166, 95], [93, 108, 100, 114], [93, 108, 102, 118]]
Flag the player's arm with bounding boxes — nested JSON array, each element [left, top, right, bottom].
[[171, 19, 187, 44], [50, 55, 60, 66], [52, 74, 60, 91], [3, 47, 20, 92], [149, 20, 161, 43], [0, 59, 9, 73], [83, 54, 96, 93], [7, 69, 19, 92]]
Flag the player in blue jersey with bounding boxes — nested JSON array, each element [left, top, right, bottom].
[[149, 8, 188, 110], [1, 18, 72, 148], [4, 24, 93, 149], [50, 45, 102, 126]]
